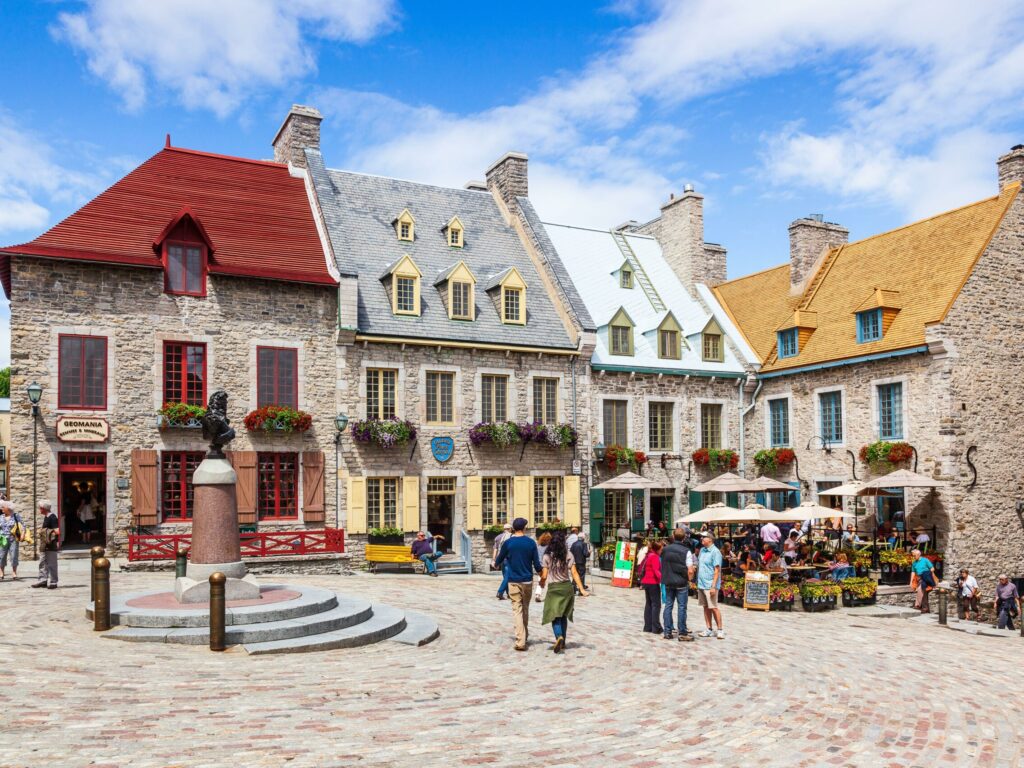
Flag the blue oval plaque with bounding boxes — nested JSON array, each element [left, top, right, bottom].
[[431, 436, 455, 463]]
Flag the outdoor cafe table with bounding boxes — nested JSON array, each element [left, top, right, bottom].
[[786, 565, 819, 582]]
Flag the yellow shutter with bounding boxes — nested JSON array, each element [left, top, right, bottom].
[[402, 476, 420, 532], [563, 476, 581, 526], [347, 477, 367, 534], [466, 476, 482, 530], [514, 476, 532, 528]]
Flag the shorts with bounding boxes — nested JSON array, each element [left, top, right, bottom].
[[962, 595, 979, 613], [698, 589, 718, 609]]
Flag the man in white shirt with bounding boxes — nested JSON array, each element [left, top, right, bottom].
[[760, 522, 781, 548], [957, 568, 980, 621], [566, 527, 579, 549]]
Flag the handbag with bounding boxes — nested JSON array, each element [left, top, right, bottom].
[[11, 521, 24, 542]]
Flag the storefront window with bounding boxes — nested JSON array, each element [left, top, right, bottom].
[[257, 453, 298, 520], [163, 342, 206, 406], [161, 451, 203, 521], [257, 347, 298, 408], [533, 477, 560, 523], [481, 477, 509, 526], [367, 478, 398, 528], [58, 334, 107, 409]]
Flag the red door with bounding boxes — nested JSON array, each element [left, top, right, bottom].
[[58, 452, 107, 549]]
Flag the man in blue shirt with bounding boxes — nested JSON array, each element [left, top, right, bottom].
[[493, 517, 543, 651], [696, 532, 724, 640]]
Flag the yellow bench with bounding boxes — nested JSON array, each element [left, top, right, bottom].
[[365, 544, 419, 574]]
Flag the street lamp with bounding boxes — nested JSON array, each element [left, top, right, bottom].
[[334, 413, 349, 529], [593, 442, 606, 463], [26, 382, 43, 559]]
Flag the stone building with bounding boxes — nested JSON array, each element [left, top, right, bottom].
[[544, 188, 753, 546], [0, 144, 339, 554], [709, 147, 1024, 584]]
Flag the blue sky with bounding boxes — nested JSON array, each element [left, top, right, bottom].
[[3, 1, 1024, 368]]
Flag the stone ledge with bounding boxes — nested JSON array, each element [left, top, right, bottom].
[[121, 552, 352, 576]]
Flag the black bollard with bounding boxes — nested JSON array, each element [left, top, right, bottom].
[[90, 546, 105, 603], [938, 588, 948, 626], [93, 557, 111, 631], [175, 546, 189, 579], [209, 572, 226, 651]]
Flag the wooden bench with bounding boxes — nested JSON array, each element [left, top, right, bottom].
[[365, 544, 420, 574]]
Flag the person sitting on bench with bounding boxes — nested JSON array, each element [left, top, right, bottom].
[[411, 531, 443, 577]]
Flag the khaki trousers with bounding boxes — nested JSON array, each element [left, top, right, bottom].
[[508, 581, 533, 648]]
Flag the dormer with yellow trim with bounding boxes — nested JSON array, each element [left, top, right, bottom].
[[485, 267, 527, 325], [700, 317, 726, 362], [615, 260, 634, 289], [394, 209, 415, 242], [434, 260, 476, 321], [854, 288, 901, 343], [606, 306, 635, 356], [381, 254, 422, 316], [774, 309, 817, 360], [653, 311, 683, 360], [444, 216, 464, 248]]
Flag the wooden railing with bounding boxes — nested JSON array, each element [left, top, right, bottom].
[[127, 528, 345, 561]]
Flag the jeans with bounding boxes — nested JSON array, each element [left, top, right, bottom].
[[419, 552, 442, 574], [997, 601, 1017, 630], [551, 616, 567, 641], [643, 584, 662, 632], [831, 566, 856, 580], [497, 562, 510, 597], [0, 537, 18, 572], [663, 585, 688, 636]]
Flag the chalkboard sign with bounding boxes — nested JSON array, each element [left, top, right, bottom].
[[743, 571, 771, 611]]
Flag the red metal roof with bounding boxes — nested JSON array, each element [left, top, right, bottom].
[[0, 146, 335, 296]]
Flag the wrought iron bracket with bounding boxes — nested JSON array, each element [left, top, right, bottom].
[[793, 454, 805, 488], [846, 449, 859, 481], [911, 445, 919, 473], [686, 460, 693, 482], [966, 445, 977, 490], [408, 438, 418, 462]]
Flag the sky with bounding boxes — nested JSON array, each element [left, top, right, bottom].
[[3, 0, 1024, 369]]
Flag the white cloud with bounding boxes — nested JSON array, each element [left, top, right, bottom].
[[53, 0, 398, 117]]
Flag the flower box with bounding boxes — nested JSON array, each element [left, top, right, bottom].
[[244, 406, 313, 434], [801, 596, 837, 612], [368, 528, 405, 546], [692, 447, 739, 471], [351, 418, 417, 448], [605, 444, 648, 472], [483, 525, 504, 541], [842, 593, 877, 607], [158, 403, 206, 430], [469, 421, 521, 448], [598, 554, 615, 571], [753, 447, 796, 475], [518, 421, 578, 449], [879, 564, 911, 585], [859, 440, 913, 469]]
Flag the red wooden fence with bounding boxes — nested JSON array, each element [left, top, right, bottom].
[[127, 528, 345, 561]]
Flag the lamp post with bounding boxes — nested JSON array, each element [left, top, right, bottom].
[[334, 413, 349, 530], [26, 381, 43, 559], [593, 442, 606, 464]]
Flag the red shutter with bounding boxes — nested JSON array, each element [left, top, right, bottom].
[[229, 451, 258, 525], [131, 449, 158, 526], [302, 451, 326, 524]]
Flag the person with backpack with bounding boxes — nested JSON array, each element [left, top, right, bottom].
[[661, 529, 695, 642], [639, 539, 664, 634], [0, 501, 25, 580], [570, 533, 591, 594]]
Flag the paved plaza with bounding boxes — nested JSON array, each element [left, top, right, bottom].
[[2, 561, 1023, 768]]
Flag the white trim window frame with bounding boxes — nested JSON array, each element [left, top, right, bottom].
[[870, 375, 909, 442], [813, 385, 847, 448], [764, 393, 792, 449]]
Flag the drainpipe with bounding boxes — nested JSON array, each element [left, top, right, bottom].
[[739, 374, 762, 477], [570, 357, 578, 460]]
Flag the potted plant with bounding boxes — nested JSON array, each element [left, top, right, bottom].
[[469, 421, 521, 448], [605, 444, 648, 472], [692, 448, 739, 471], [840, 576, 878, 607], [859, 440, 913, 471], [350, 417, 417, 448], [799, 579, 841, 612], [367, 526, 405, 545], [925, 551, 944, 579], [158, 402, 206, 429], [722, 575, 744, 606], [244, 405, 313, 433], [483, 524, 505, 541], [536, 521, 569, 534], [518, 421, 578, 449], [770, 581, 796, 611], [753, 447, 796, 475], [878, 548, 913, 585], [598, 542, 616, 571]]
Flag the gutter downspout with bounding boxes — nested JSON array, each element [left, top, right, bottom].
[[739, 374, 762, 478], [570, 357, 578, 460]]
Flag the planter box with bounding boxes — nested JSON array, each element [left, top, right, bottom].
[[158, 415, 203, 430], [879, 566, 911, 586], [368, 534, 405, 546], [771, 598, 794, 612], [842, 593, 877, 608], [801, 596, 837, 612], [483, 530, 501, 542], [598, 555, 614, 571]]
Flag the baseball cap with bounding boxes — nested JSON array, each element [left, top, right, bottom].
[[512, 517, 528, 531], [503, 523, 512, 530]]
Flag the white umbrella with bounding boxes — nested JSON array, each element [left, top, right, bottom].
[[592, 471, 662, 490], [693, 472, 762, 494], [680, 502, 787, 524], [819, 481, 895, 497], [753, 476, 796, 492], [857, 468, 949, 494], [679, 502, 739, 524], [779, 500, 861, 522]]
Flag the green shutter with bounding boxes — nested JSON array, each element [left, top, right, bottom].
[[726, 492, 739, 509], [689, 490, 703, 513], [755, 492, 766, 507], [589, 488, 605, 545], [787, 481, 801, 509], [631, 489, 645, 532]]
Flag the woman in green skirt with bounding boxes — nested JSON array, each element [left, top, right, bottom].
[[541, 530, 589, 653]]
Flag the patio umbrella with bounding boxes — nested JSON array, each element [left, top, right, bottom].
[[818, 481, 896, 497], [592, 471, 662, 490], [778, 500, 861, 522], [857, 468, 949, 494], [680, 502, 786, 524], [693, 472, 762, 494], [679, 502, 740, 524], [753, 476, 796, 492]]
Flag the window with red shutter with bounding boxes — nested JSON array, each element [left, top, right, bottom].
[[163, 342, 207, 406], [257, 452, 298, 520], [256, 347, 298, 408], [58, 335, 107, 409], [160, 451, 204, 521]]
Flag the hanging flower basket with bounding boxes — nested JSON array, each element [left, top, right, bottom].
[[469, 421, 521, 448], [753, 447, 795, 474], [859, 440, 913, 471], [606, 444, 648, 472], [517, 421, 578, 449], [158, 403, 206, 429], [243, 405, 313, 434], [350, 417, 417, 448], [692, 448, 739, 471]]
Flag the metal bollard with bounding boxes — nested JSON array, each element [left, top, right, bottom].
[[209, 572, 226, 651], [93, 557, 111, 631], [90, 546, 105, 603], [938, 588, 948, 626], [175, 546, 189, 579]]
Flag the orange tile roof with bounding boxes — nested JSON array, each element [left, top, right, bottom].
[[714, 183, 1020, 372]]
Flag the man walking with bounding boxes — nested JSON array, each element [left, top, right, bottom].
[[697, 531, 724, 639], [32, 500, 59, 589], [661, 529, 695, 642], [492, 522, 512, 600], [410, 531, 443, 577], [569, 533, 590, 593], [493, 517, 544, 651], [994, 574, 1020, 630]]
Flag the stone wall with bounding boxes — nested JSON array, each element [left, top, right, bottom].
[[787, 218, 848, 291], [8, 257, 339, 555], [637, 191, 727, 292]]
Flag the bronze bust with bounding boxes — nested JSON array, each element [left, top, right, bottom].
[[201, 389, 236, 458]]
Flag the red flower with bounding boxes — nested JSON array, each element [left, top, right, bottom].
[[887, 442, 914, 463], [635, 451, 648, 465], [692, 448, 710, 466], [728, 452, 739, 468], [776, 448, 796, 465]]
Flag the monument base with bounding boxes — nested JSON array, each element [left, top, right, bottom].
[[175, 573, 261, 603]]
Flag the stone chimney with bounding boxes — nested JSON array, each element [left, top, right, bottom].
[[637, 186, 727, 290], [788, 215, 848, 292], [485, 152, 529, 211], [997, 145, 1024, 189], [272, 105, 323, 169]]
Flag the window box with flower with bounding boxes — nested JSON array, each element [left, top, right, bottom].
[[753, 447, 796, 475], [518, 421, 578, 449], [859, 440, 913, 471], [350, 417, 417, 448], [158, 403, 207, 430], [692, 447, 739, 471], [469, 421, 521, 448], [367, 526, 405, 545], [605, 444, 648, 472], [243, 405, 313, 434]]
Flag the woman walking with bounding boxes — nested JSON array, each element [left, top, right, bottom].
[[535, 531, 553, 603], [0, 501, 24, 580], [639, 540, 664, 634], [540, 530, 588, 653]]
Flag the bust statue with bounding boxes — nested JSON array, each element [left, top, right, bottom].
[[200, 389, 236, 458]]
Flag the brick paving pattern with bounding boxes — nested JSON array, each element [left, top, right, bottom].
[[2, 561, 1022, 767]]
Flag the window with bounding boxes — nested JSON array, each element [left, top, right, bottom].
[[534, 477, 560, 523], [367, 478, 398, 528], [366, 368, 397, 420], [257, 453, 298, 520], [702, 332, 722, 362], [451, 281, 472, 320], [400, 222, 411, 240], [603, 400, 628, 446], [496, 268, 527, 324], [533, 377, 558, 423], [389, 255, 422, 316], [777, 329, 798, 359], [878, 382, 903, 440], [481, 374, 508, 421], [58, 335, 107, 409], [857, 309, 882, 343], [610, 325, 632, 356], [621, 269, 633, 289], [605, 490, 629, 530], [658, 329, 680, 360], [425, 371, 454, 424], [257, 347, 298, 408], [427, 477, 455, 493], [396, 277, 416, 313], [161, 451, 203, 521], [503, 288, 522, 323], [446, 217, 464, 248], [395, 209, 415, 242], [165, 242, 205, 296], [648, 402, 674, 452], [163, 342, 206, 406], [700, 403, 722, 449], [769, 398, 790, 448], [481, 477, 509, 526], [819, 391, 843, 444]]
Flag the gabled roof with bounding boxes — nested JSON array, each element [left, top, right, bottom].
[[714, 183, 1020, 373], [0, 146, 336, 296]]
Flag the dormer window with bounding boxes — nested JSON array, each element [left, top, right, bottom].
[[452, 281, 472, 319], [383, 255, 422, 316], [700, 318, 725, 362], [153, 207, 213, 298], [503, 288, 521, 323], [396, 277, 416, 313], [487, 267, 527, 325], [445, 216, 464, 248], [857, 309, 882, 342], [435, 261, 476, 321], [394, 209, 415, 242], [854, 289, 900, 344], [608, 307, 635, 356], [656, 312, 682, 360], [777, 328, 799, 358], [621, 267, 633, 289]]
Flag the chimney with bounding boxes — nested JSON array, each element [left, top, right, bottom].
[[638, 186, 727, 291], [788, 215, 848, 292], [272, 104, 323, 169], [997, 144, 1024, 189], [485, 152, 529, 211]]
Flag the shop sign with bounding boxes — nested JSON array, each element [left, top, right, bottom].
[[571, 459, 582, 475], [430, 436, 454, 463], [743, 571, 771, 611], [56, 416, 110, 443], [611, 540, 636, 588]]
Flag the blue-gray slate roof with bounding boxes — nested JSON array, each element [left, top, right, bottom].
[[305, 149, 576, 350]]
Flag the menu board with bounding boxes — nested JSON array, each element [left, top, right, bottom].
[[611, 541, 636, 588], [743, 571, 771, 611]]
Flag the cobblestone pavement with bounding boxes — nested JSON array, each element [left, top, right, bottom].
[[2, 560, 1023, 768]]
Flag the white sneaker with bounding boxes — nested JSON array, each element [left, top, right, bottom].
[[699, 629, 713, 638], [716, 630, 725, 640]]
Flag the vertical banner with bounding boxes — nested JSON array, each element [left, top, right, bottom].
[[611, 540, 636, 588]]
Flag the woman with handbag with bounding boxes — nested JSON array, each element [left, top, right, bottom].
[[0, 501, 23, 580]]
